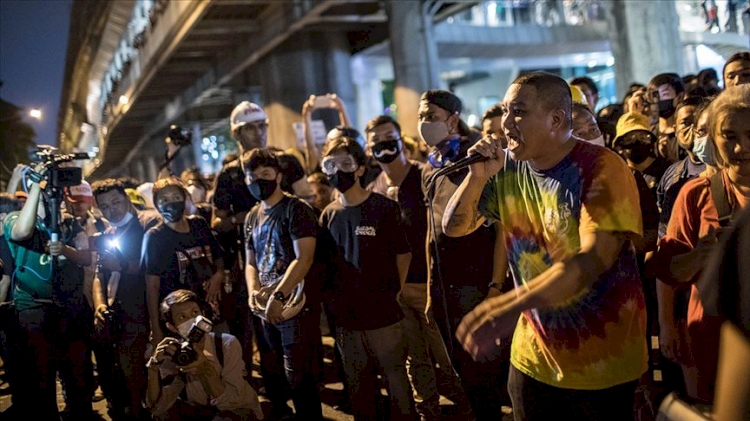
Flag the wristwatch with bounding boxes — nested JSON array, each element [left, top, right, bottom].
[[146, 356, 162, 370], [272, 291, 288, 302]]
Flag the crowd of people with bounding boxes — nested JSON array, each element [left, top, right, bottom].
[[1, 50, 749, 421]]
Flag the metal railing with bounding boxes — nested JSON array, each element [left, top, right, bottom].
[[444, 0, 605, 28]]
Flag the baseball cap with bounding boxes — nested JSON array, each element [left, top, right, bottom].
[[420, 90, 462, 115], [230, 101, 268, 133], [65, 180, 94, 203]]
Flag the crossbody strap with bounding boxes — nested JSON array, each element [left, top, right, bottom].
[[710, 171, 733, 227]]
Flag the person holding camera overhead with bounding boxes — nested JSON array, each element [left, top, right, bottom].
[[146, 289, 263, 420], [89, 178, 161, 420], [3, 161, 94, 419], [142, 176, 225, 348]]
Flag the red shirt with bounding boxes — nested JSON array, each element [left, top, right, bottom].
[[658, 170, 749, 401]]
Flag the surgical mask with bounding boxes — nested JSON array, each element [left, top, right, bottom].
[[248, 179, 277, 201], [328, 171, 357, 193], [158, 201, 186, 223], [177, 317, 196, 339], [658, 99, 676, 119], [584, 135, 605, 148], [371, 140, 401, 164], [692, 136, 716, 166], [110, 211, 134, 228], [186, 185, 206, 204], [419, 120, 451, 147]]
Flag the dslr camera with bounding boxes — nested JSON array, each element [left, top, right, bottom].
[[167, 125, 192, 147], [173, 315, 213, 366]]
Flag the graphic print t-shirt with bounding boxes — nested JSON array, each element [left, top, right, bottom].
[[245, 195, 318, 289], [320, 193, 410, 331], [478, 141, 647, 390], [142, 215, 223, 301]]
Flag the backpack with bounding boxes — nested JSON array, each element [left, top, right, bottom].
[[709, 171, 736, 228]]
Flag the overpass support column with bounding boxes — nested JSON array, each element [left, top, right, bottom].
[[604, 0, 684, 98], [261, 33, 356, 154], [386, 0, 441, 139]]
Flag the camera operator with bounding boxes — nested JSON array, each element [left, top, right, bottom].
[[146, 289, 263, 420], [90, 178, 160, 420], [3, 162, 94, 419], [143, 176, 224, 347]]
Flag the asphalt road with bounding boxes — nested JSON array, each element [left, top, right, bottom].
[[1, 335, 512, 420]]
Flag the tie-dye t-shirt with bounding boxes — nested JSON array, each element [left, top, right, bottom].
[[478, 141, 648, 390]]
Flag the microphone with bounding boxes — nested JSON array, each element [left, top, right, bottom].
[[426, 152, 488, 189], [435, 153, 488, 178]]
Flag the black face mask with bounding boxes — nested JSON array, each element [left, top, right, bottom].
[[371, 140, 401, 164], [328, 171, 357, 193], [159, 201, 186, 223], [621, 144, 652, 165], [248, 179, 277, 201], [658, 99, 676, 119]]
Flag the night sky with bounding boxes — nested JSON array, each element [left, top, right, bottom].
[[1, 0, 72, 148]]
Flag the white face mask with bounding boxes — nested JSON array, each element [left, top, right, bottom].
[[692, 135, 716, 166], [187, 185, 206, 204], [110, 211, 134, 228], [583, 135, 606, 148], [418, 121, 451, 147], [177, 317, 196, 339]]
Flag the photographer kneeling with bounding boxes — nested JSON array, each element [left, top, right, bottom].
[[145, 289, 263, 421]]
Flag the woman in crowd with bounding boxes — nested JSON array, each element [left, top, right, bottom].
[[651, 84, 750, 404]]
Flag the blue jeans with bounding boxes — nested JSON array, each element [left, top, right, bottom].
[[336, 320, 415, 421], [261, 306, 323, 420]]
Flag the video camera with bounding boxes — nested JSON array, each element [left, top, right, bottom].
[[173, 315, 213, 366], [167, 125, 192, 147], [28, 145, 93, 189]]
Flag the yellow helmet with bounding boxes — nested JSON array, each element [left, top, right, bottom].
[[569, 84, 589, 107]]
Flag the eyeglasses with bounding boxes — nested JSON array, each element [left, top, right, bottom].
[[321, 155, 358, 176]]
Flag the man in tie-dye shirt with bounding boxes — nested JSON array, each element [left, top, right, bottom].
[[443, 72, 647, 420]]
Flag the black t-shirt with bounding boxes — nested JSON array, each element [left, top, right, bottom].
[[211, 159, 257, 270], [0, 234, 13, 278], [368, 162, 428, 284], [422, 138, 496, 293], [211, 154, 307, 269], [101, 211, 160, 324], [142, 215, 223, 302], [245, 195, 318, 288], [276, 154, 306, 194], [319, 193, 409, 331], [641, 157, 672, 197]]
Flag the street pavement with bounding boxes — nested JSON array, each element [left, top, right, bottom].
[[1, 335, 512, 420]]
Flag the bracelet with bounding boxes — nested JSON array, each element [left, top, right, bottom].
[[488, 282, 503, 291]]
